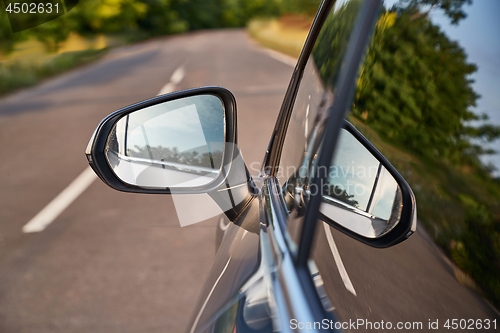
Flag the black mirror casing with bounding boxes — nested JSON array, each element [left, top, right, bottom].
[[85, 86, 238, 195], [319, 121, 417, 248]]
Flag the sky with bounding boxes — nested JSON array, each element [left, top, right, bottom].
[[386, 0, 500, 175], [429, 0, 500, 175]]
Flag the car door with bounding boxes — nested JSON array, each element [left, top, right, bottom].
[[181, 0, 375, 329], [265, 0, 417, 331], [185, 0, 415, 331]]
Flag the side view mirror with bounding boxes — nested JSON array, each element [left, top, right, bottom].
[[286, 121, 416, 248], [85, 87, 239, 194], [319, 121, 416, 247]]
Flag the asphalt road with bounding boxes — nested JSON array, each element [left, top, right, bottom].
[[0, 30, 498, 332]]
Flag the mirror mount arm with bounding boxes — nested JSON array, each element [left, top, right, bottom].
[[208, 147, 259, 222]]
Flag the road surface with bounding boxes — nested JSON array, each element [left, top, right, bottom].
[[0, 30, 498, 332]]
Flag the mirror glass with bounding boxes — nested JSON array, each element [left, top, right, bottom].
[[320, 129, 402, 238], [105, 94, 225, 189]]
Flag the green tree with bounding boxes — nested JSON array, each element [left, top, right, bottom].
[[451, 201, 500, 307], [353, 8, 500, 165], [2, 0, 286, 55], [0, 5, 29, 55], [281, 0, 321, 16], [29, 15, 75, 52], [396, 0, 473, 25], [136, 0, 187, 36], [312, 0, 363, 87], [29, 0, 149, 51], [58, 0, 147, 36], [171, 0, 281, 30], [171, 0, 225, 30]]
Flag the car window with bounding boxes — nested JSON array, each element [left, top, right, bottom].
[[276, 0, 421, 322], [275, 0, 391, 322], [279, 0, 370, 249]]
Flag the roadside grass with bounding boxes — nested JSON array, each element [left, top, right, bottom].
[[247, 15, 312, 58], [347, 117, 500, 235], [248, 18, 500, 309], [349, 115, 500, 308], [0, 33, 122, 97], [0, 49, 107, 96]]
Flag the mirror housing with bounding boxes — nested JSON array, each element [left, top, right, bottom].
[[285, 120, 416, 248], [319, 121, 416, 247], [85, 86, 239, 195]]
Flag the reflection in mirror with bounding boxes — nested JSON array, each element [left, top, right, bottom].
[[320, 129, 402, 238], [105, 95, 225, 189]]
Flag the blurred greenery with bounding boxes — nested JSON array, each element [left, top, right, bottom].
[[349, 116, 500, 308], [451, 197, 500, 308], [354, 8, 500, 169], [248, 15, 312, 58], [351, 1, 500, 308], [0, 0, 319, 95], [311, 1, 499, 170], [397, 0, 473, 25], [1, 0, 310, 55], [0, 48, 105, 95]]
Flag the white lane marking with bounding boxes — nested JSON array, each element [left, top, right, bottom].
[[23, 167, 97, 233], [323, 222, 357, 296], [23, 65, 187, 233], [158, 83, 175, 95], [170, 66, 185, 85], [263, 48, 297, 67], [159, 65, 185, 95]]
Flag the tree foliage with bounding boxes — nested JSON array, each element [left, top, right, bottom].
[[1, 0, 294, 54], [396, 0, 473, 25], [451, 198, 500, 307], [281, 0, 322, 16], [72, 0, 148, 33], [0, 9, 28, 54], [353, 8, 500, 167], [135, 0, 187, 36], [312, 0, 363, 88]]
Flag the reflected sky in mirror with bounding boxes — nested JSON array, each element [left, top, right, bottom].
[[322, 128, 402, 238], [327, 129, 379, 210], [370, 167, 399, 221], [107, 94, 225, 188], [128, 104, 208, 154]]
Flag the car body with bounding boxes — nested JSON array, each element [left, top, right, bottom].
[[85, 0, 417, 331]]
